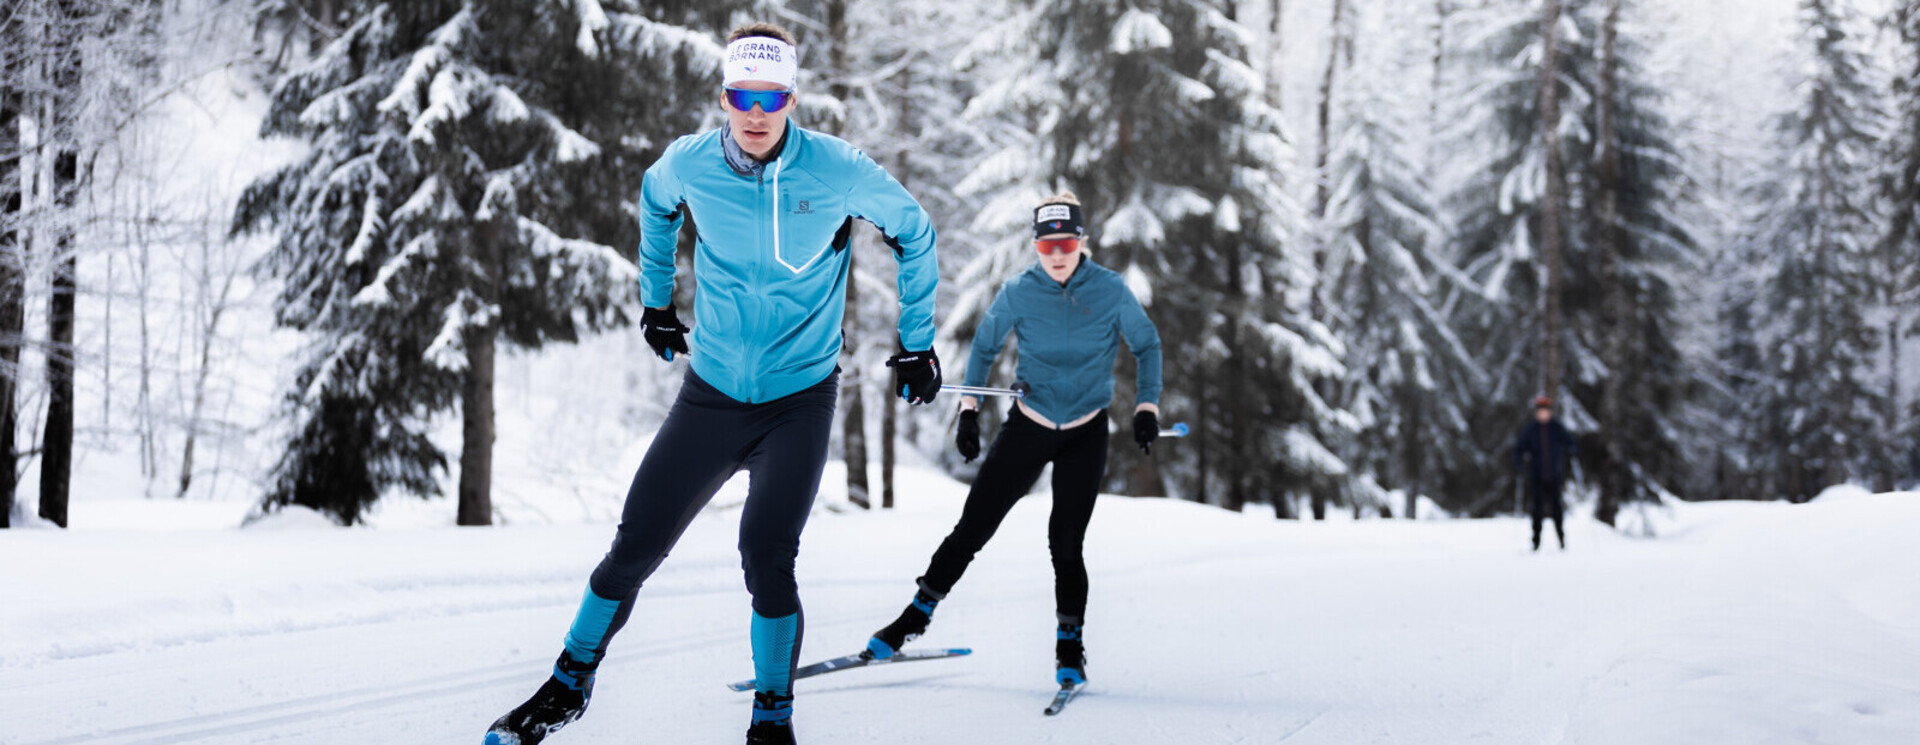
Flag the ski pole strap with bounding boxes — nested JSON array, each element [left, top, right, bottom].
[[1157, 422, 1190, 438], [943, 382, 1030, 399]]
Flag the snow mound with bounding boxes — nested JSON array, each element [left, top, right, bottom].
[[1811, 483, 1878, 502], [244, 505, 347, 530]]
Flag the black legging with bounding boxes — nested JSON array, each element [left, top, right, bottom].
[[1529, 479, 1565, 545], [578, 370, 836, 656], [919, 405, 1108, 623]]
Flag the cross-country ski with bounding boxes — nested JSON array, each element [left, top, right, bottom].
[[1043, 681, 1087, 716], [725, 648, 973, 692]]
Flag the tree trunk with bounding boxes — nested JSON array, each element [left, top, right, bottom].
[[0, 81, 20, 527], [1593, 0, 1626, 526], [1224, 237, 1247, 512], [843, 323, 871, 509], [42, 148, 76, 529], [880, 385, 896, 509], [1890, 317, 1903, 493], [179, 262, 236, 498], [458, 324, 495, 526], [1537, 0, 1568, 404], [307, 0, 336, 55], [1272, 491, 1295, 519], [137, 201, 156, 485], [823, 0, 868, 510], [1310, 0, 1350, 324], [458, 215, 503, 527], [1401, 384, 1422, 519], [1266, 0, 1285, 108], [883, 60, 911, 511], [1430, 0, 1450, 171], [1196, 365, 1210, 504], [40, 5, 82, 527]]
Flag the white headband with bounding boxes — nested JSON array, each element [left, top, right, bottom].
[[723, 37, 798, 90]]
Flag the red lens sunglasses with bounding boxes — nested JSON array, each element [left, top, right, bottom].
[[1035, 237, 1080, 255]]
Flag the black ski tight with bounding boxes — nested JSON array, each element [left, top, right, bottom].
[[587, 370, 836, 629], [1529, 479, 1565, 544], [919, 405, 1109, 623]]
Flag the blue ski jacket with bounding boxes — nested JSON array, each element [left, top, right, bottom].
[[964, 258, 1162, 425], [638, 122, 940, 404]]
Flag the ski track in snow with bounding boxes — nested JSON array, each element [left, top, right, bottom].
[[2, 473, 1916, 744]]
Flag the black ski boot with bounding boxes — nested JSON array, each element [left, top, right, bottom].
[[863, 587, 941, 660], [746, 691, 796, 744], [485, 653, 596, 745], [1055, 621, 1087, 686]]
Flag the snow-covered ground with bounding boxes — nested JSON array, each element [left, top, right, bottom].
[[2, 468, 1916, 744]]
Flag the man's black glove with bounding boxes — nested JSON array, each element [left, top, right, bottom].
[[1133, 410, 1160, 454], [642, 306, 689, 362], [956, 408, 981, 462], [886, 349, 941, 405]]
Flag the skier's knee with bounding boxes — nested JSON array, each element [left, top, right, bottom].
[[741, 547, 801, 617]]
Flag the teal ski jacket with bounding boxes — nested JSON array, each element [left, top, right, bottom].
[[965, 258, 1162, 425], [638, 122, 939, 403]]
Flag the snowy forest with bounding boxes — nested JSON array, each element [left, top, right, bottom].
[[3, 0, 1918, 530]]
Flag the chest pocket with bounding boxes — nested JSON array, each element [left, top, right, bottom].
[[774, 168, 846, 274]]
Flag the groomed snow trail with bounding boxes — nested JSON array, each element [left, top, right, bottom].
[[3, 473, 1914, 744]]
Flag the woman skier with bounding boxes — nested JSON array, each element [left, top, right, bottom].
[[862, 191, 1163, 695]]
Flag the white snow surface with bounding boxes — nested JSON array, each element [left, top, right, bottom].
[[2, 471, 1916, 744]]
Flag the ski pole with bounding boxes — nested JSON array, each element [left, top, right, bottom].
[[942, 382, 1031, 399], [1158, 422, 1190, 438]]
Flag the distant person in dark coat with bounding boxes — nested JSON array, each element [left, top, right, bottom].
[[1514, 395, 1576, 551]]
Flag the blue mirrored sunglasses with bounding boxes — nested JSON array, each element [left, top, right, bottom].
[[724, 87, 795, 113]]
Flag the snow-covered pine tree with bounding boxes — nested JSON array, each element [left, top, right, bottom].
[[1443, 0, 1598, 514], [1581, 0, 1700, 523], [953, 0, 1337, 515], [235, 0, 746, 524], [1883, 0, 1920, 488], [1711, 231, 1771, 500], [1443, 0, 1702, 515], [1746, 0, 1889, 502], [1322, 84, 1484, 520]]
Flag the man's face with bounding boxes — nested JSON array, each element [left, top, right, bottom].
[[1535, 407, 1553, 423], [724, 81, 795, 160]]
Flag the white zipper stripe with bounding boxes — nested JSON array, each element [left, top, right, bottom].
[[770, 152, 830, 274]]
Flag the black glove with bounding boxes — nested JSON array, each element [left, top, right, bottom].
[[642, 306, 689, 362], [1133, 410, 1159, 454], [886, 348, 941, 405], [955, 408, 981, 462]]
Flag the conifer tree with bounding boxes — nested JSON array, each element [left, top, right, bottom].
[[236, 1, 746, 523], [1745, 0, 1889, 501], [953, 0, 1339, 514]]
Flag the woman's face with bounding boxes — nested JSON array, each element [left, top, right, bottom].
[[1037, 232, 1081, 284]]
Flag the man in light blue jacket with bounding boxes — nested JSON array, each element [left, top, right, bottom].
[[488, 22, 941, 745]]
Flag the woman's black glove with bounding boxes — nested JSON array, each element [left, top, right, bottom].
[[956, 408, 981, 462], [1133, 410, 1160, 454], [886, 349, 941, 405], [642, 306, 690, 362]]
